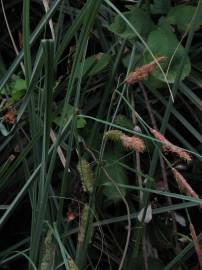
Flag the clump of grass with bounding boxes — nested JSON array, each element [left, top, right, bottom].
[[1, 0, 202, 269]]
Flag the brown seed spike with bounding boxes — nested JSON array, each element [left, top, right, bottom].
[[125, 56, 167, 85], [172, 168, 202, 209], [121, 134, 145, 153], [150, 128, 192, 162]]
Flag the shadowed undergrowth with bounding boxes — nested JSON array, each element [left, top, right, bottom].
[[0, 0, 202, 269]]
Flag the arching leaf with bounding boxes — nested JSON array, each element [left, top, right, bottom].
[[144, 26, 191, 83], [166, 4, 202, 32], [107, 7, 155, 40]]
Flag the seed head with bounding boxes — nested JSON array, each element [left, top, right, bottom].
[[77, 159, 94, 193], [104, 130, 145, 153], [172, 168, 202, 208], [121, 134, 145, 153], [125, 56, 166, 85], [150, 128, 191, 162], [78, 204, 89, 245], [104, 129, 123, 142]]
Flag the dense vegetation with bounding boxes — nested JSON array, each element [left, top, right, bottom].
[[0, 0, 202, 269]]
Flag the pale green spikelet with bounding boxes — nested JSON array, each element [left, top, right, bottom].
[[67, 255, 78, 270], [77, 158, 94, 193], [40, 228, 55, 270], [104, 129, 123, 142], [77, 204, 89, 245]]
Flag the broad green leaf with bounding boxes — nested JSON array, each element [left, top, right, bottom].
[[107, 7, 155, 40], [150, 0, 171, 15], [76, 117, 87, 129], [166, 4, 202, 32], [10, 78, 26, 90], [54, 104, 86, 129], [158, 16, 173, 32], [100, 148, 128, 202], [144, 25, 191, 83], [9, 78, 26, 101]]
